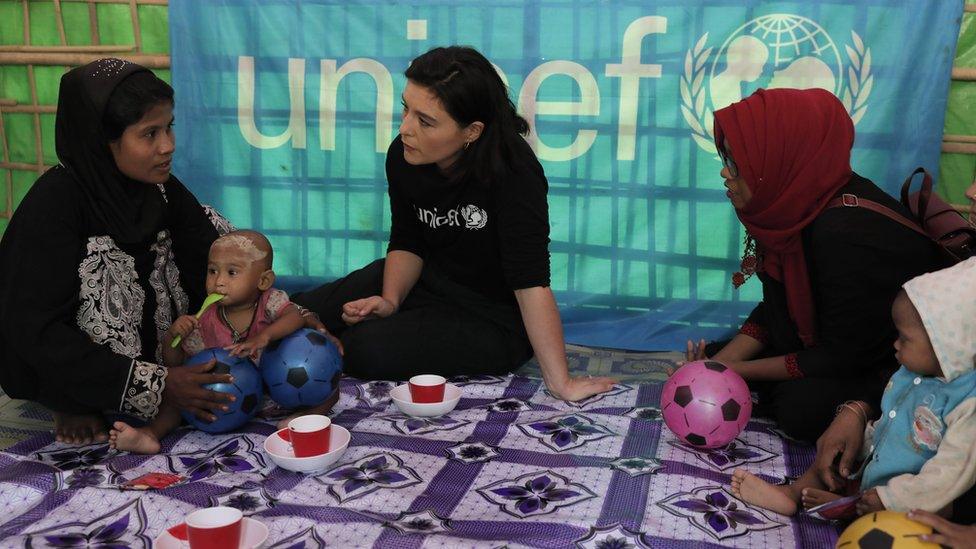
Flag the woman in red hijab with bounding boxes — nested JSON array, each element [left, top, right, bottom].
[[690, 88, 944, 441]]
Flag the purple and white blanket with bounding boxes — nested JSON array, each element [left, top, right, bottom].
[[0, 375, 837, 548]]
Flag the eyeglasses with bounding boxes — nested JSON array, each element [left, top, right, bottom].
[[718, 147, 738, 178]]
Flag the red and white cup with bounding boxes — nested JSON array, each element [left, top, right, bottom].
[[185, 506, 243, 549], [288, 414, 332, 457], [408, 374, 446, 403]]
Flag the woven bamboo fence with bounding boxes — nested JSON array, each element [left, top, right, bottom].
[[0, 0, 170, 227]]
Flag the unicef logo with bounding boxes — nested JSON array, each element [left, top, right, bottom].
[[459, 204, 488, 230], [681, 14, 873, 153]]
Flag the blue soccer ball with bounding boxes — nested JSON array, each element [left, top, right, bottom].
[[181, 348, 263, 433], [260, 328, 342, 408]]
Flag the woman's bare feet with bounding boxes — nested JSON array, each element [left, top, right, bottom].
[[275, 388, 340, 430], [730, 469, 799, 516], [801, 487, 843, 509], [108, 421, 161, 454], [53, 412, 108, 445]]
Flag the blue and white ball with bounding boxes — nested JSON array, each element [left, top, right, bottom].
[[260, 328, 342, 408], [181, 348, 263, 433]]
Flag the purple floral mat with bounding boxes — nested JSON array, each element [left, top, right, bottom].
[[0, 375, 837, 548]]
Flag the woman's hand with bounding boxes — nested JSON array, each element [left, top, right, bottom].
[[685, 338, 707, 362], [511, 286, 616, 402], [164, 359, 236, 422], [814, 404, 867, 491], [342, 296, 397, 325], [667, 338, 708, 376], [547, 375, 617, 402], [909, 509, 976, 548]]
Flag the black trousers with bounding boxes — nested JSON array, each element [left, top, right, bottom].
[[956, 487, 976, 524], [705, 340, 872, 443], [293, 260, 534, 381]]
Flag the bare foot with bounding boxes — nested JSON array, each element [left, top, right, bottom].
[[53, 412, 108, 445], [108, 421, 161, 454], [275, 387, 341, 430], [801, 487, 842, 509], [730, 469, 799, 516]]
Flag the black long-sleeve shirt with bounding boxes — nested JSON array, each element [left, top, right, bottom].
[[385, 136, 551, 302], [0, 168, 218, 417], [741, 173, 946, 404]]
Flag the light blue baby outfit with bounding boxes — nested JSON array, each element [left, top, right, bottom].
[[858, 258, 976, 512]]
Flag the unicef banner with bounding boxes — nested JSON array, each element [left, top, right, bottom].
[[169, 0, 962, 350]]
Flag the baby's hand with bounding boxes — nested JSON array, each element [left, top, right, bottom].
[[854, 488, 885, 515], [166, 315, 198, 341], [225, 333, 271, 359]]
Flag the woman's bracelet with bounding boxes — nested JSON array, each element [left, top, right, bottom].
[[835, 401, 868, 424], [850, 400, 871, 420]]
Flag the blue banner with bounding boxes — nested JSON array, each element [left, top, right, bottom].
[[170, 0, 962, 350]]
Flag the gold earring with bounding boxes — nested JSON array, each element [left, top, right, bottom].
[[463, 141, 470, 150]]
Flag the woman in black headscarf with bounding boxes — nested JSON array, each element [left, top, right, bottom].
[[0, 59, 235, 444]]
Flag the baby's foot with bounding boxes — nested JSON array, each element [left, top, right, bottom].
[[108, 421, 161, 454], [801, 487, 843, 509], [730, 469, 799, 516]]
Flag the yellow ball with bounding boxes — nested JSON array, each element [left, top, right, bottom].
[[836, 511, 938, 548]]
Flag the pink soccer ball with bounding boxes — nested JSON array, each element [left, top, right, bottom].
[[661, 360, 752, 449]]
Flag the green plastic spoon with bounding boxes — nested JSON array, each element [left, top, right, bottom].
[[170, 293, 225, 348]]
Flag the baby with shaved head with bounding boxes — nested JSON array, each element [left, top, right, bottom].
[[109, 229, 307, 454], [211, 230, 274, 271]]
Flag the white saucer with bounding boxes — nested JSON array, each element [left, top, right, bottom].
[[390, 383, 461, 417], [263, 424, 350, 474], [154, 516, 268, 548]]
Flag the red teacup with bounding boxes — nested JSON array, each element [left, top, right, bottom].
[[185, 506, 242, 549], [408, 374, 446, 403], [288, 414, 332, 457]]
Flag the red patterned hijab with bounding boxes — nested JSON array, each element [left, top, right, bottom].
[[713, 88, 855, 347]]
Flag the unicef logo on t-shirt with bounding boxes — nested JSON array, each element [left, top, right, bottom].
[[681, 13, 873, 154], [459, 204, 488, 230]]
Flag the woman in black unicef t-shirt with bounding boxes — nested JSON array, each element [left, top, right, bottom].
[[296, 46, 616, 402]]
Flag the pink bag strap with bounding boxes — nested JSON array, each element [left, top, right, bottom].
[[825, 193, 930, 239]]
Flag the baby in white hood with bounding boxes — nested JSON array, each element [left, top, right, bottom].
[[730, 258, 976, 517]]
